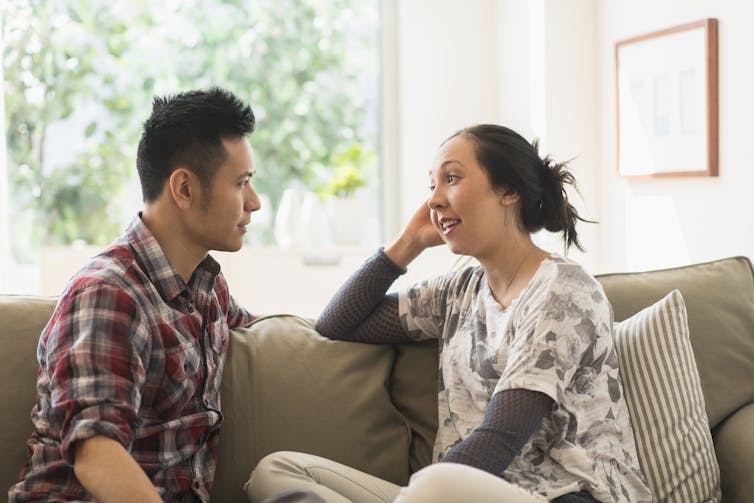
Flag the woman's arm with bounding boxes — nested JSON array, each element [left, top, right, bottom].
[[316, 201, 445, 344], [315, 249, 411, 343], [440, 389, 553, 475]]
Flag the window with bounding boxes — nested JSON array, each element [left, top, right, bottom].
[[1, 0, 381, 297]]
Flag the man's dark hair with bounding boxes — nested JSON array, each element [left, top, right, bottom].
[[136, 87, 255, 202]]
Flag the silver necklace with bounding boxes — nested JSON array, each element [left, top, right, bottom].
[[494, 247, 537, 306]]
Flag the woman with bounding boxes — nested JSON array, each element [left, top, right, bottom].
[[246, 125, 651, 503]]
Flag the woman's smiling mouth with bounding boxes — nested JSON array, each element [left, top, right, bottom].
[[440, 218, 460, 235]]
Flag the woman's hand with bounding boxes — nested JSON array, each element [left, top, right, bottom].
[[384, 200, 444, 268]]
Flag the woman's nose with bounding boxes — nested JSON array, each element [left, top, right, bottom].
[[428, 186, 446, 209]]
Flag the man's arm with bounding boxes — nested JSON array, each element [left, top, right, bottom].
[[74, 435, 162, 503]]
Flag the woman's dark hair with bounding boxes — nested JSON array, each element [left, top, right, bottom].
[[136, 87, 256, 202], [449, 124, 589, 251]]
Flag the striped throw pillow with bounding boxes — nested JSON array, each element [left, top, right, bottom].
[[613, 289, 721, 503]]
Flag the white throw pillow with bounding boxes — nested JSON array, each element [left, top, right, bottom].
[[614, 289, 721, 503]]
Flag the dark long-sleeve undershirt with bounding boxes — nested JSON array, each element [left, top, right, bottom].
[[315, 248, 554, 475]]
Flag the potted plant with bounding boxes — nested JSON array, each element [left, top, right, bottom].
[[318, 144, 374, 246]]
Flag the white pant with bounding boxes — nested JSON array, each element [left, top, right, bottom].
[[246, 451, 547, 503]]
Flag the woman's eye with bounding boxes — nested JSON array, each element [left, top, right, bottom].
[[446, 174, 458, 183], [428, 184, 436, 192]]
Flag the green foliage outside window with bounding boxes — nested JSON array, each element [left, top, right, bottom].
[[2, 0, 379, 260]]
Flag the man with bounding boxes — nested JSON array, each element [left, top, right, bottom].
[[9, 88, 261, 502]]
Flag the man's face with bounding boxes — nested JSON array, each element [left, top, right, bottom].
[[188, 137, 261, 253]]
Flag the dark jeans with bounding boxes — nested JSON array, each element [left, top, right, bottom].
[[552, 490, 600, 503]]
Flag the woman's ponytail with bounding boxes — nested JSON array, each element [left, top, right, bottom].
[[537, 151, 586, 252]]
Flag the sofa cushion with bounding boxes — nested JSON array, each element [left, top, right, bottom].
[[0, 295, 57, 496], [713, 402, 754, 503], [390, 340, 439, 474], [211, 315, 411, 503], [614, 290, 720, 503]]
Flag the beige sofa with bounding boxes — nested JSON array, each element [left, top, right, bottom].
[[1, 256, 753, 502]]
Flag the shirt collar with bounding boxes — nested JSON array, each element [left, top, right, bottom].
[[125, 214, 221, 302]]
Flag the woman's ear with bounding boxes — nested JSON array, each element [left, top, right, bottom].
[[498, 186, 520, 207], [168, 167, 196, 209]]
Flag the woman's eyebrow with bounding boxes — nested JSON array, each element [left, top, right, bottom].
[[429, 160, 463, 176]]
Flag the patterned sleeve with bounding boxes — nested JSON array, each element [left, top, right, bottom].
[[496, 260, 614, 401], [42, 283, 149, 464], [314, 248, 413, 343]]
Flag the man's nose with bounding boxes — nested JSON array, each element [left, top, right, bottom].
[[245, 185, 261, 212]]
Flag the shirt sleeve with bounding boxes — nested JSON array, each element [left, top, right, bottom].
[[496, 261, 613, 402], [226, 292, 255, 329], [214, 272, 255, 329], [398, 267, 476, 341], [439, 388, 553, 474], [42, 282, 149, 464], [315, 248, 410, 344]]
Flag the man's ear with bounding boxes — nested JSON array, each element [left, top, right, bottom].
[[168, 167, 197, 209], [498, 186, 520, 207]]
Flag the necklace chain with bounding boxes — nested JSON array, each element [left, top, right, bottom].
[[496, 247, 537, 304]]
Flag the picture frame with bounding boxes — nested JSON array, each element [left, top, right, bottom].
[[615, 18, 718, 178]]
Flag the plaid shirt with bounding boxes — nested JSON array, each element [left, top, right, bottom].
[[9, 215, 254, 503]]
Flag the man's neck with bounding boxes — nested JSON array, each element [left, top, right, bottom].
[[140, 205, 205, 284]]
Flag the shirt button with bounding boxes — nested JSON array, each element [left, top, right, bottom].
[[193, 480, 201, 490]]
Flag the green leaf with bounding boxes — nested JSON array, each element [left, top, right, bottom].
[[85, 122, 97, 138]]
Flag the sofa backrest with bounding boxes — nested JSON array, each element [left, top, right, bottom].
[[0, 295, 57, 496], [596, 256, 754, 430]]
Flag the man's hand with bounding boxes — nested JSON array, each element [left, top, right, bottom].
[[74, 435, 163, 503]]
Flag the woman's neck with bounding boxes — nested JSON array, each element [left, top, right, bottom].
[[479, 238, 545, 308]]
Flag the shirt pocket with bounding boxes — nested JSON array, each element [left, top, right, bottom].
[[164, 338, 202, 384], [145, 338, 201, 418]]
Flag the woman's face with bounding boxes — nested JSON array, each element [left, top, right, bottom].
[[428, 135, 518, 258]]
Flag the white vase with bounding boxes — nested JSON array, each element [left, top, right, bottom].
[[274, 188, 303, 248], [299, 192, 333, 248], [327, 194, 366, 247]]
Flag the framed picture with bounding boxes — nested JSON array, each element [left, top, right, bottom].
[[615, 18, 718, 178]]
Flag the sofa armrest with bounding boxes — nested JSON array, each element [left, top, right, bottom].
[[714, 402, 754, 503]]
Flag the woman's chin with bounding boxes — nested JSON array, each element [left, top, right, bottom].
[[446, 240, 469, 256]]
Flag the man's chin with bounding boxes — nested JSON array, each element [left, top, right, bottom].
[[214, 240, 245, 253]]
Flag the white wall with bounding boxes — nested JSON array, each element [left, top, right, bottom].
[[597, 0, 754, 272]]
